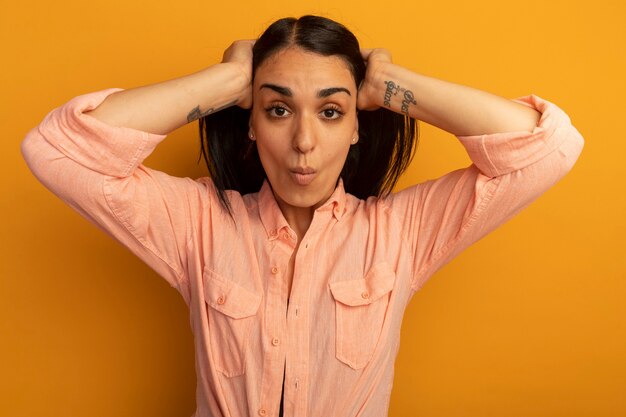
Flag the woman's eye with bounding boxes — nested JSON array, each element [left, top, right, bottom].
[[264, 105, 344, 120], [265, 105, 290, 118], [321, 107, 344, 120]]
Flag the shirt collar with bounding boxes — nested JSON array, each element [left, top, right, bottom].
[[258, 177, 347, 240]]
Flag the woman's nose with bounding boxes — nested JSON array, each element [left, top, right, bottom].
[[292, 114, 316, 153]]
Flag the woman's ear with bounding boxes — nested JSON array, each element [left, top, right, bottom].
[[248, 115, 256, 141], [351, 118, 359, 145]]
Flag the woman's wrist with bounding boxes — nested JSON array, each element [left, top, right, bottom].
[[183, 62, 250, 124], [372, 63, 419, 117], [213, 62, 252, 106]]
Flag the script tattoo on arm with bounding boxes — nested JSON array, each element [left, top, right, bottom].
[[382, 80, 417, 116], [186, 99, 238, 123]]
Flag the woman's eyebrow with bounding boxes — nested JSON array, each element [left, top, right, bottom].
[[260, 83, 351, 98], [260, 84, 292, 96], [319, 87, 351, 98]]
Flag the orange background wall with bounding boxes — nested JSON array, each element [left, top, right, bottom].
[[3, 0, 624, 416]]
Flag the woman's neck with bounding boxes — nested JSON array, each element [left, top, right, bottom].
[[276, 201, 314, 242], [270, 179, 339, 242]]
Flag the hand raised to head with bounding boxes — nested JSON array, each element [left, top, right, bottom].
[[221, 39, 256, 109], [356, 48, 393, 111]]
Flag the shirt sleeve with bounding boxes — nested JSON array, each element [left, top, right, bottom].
[[20, 88, 217, 301], [384, 94, 585, 293]]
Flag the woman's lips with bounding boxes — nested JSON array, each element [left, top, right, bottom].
[[289, 170, 317, 185]]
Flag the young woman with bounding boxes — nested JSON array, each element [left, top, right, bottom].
[[21, 14, 583, 417]]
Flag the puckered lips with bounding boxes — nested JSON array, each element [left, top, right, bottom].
[[289, 166, 317, 186]]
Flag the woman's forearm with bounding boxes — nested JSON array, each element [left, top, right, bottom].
[[373, 63, 541, 136], [83, 62, 249, 136]]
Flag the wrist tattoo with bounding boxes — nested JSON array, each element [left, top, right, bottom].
[[187, 99, 238, 123], [383, 80, 417, 116]]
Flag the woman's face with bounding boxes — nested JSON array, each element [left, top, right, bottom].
[[249, 46, 359, 214]]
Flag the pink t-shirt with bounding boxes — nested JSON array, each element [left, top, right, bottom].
[[21, 88, 584, 417]]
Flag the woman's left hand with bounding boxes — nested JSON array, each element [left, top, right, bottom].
[[357, 48, 394, 111]]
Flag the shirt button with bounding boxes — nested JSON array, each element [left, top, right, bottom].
[[272, 337, 280, 346], [281, 232, 289, 240], [258, 408, 267, 416], [216, 296, 225, 305], [361, 291, 370, 299], [270, 229, 278, 238], [271, 266, 279, 274]]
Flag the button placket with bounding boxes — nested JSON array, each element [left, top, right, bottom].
[[262, 248, 290, 416]]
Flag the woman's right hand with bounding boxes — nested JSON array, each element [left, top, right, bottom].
[[221, 39, 255, 109]]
